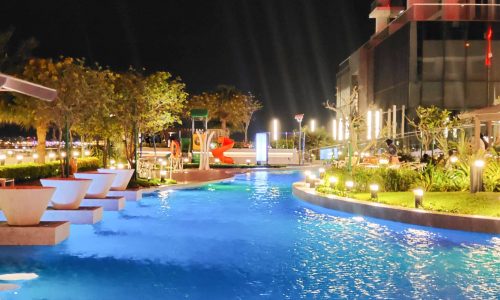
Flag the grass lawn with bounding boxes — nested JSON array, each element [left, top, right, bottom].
[[351, 191, 500, 217]]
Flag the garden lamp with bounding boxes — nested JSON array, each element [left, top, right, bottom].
[[329, 176, 338, 189], [370, 184, 379, 200], [413, 188, 424, 208]]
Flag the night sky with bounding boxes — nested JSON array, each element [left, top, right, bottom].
[[1, 0, 373, 135]]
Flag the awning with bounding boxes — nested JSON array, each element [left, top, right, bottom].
[[460, 104, 500, 122], [0, 73, 57, 102]]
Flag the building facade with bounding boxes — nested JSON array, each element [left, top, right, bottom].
[[336, 0, 500, 142]]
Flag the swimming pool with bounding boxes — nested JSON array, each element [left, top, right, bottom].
[[0, 171, 498, 299]]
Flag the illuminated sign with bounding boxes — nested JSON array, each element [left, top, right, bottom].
[[255, 133, 268, 164]]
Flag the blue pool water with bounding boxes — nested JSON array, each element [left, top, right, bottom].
[[0, 171, 499, 299]]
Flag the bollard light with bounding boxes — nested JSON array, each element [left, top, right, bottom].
[[16, 154, 23, 164], [369, 184, 379, 200], [32, 153, 39, 160], [84, 150, 91, 157], [183, 157, 189, 163], [329, 176, 338, 188], [48, 152, 56, 161], [72, 151, 80, 158], [345, 180, 354, 191], [110, 159, 116, 166], [117, 163, 125, 169], [246, 159, 251, 165], [0, 154, 6, 166], [304, 170, 312, 183], [318, 168, 325, 178], [450, 156, 458, 164], [161, 161, 167, 167], [309, 174, 317, 188], [7, 150, 13, 157], [214, 158, 221, 164], [61, 152, 67, 158], [379, 158, 389, 165], [474, 159, 485, 168], [413, 188, 424, 208], [160, 170, 168, 182]]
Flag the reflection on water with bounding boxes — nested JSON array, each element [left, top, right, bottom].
[[0, 171, 498, 299]]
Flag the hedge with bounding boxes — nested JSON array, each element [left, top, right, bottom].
[[0, 157, 100, 182]]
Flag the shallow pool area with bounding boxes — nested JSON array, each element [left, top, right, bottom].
[[0, 171, 499, 299]]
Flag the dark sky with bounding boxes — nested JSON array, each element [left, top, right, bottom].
[[1, 0, 373, 135]]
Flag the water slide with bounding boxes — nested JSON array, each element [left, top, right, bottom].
[[211, 137, 234, 164]]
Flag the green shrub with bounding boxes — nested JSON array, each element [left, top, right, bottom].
[[0, 157, 100, 182], [76, 157, 101, 172], [322, 166, 420, 193], [484, 160, 500, 192]]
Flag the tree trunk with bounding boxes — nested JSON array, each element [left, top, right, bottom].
[[36, 125, 48, 164], [244, 122, 249, 143]]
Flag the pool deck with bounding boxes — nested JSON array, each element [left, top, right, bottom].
[[293, 182, 500, 234]]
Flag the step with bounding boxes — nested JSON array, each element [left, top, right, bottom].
[[81, 196, 126, 211], [42, 207, 103, 224], [107, 190, 142, 201], [0, 221, 70, 245]]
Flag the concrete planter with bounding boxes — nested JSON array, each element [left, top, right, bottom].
[[0, 186, 55, 226], [40, 178, 92, 210], [74, 172, 117, 198], [98, 169, 134, 191]]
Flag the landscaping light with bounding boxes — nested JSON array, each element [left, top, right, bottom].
[[379, 158, 389, 165], [48, 152, 56, 161], [110, 159, 116, 165], [117, 163, 125, 169], [450, 156, 458, 164], [338, 151, 343, 156], [272, 119, 279, 141], [214, 158, 221, 164], [32, 153, 39, 160], [246, 159, 251, 165], [84, 150, 91, 156], [183, 157, 189, 163], [369, 184, 379, 200], [0, 154, 5, 166], [318, 168, 325, 178], [161, 161, 167, 167], [304, 170, 312, 183], [413, 188, 424, 208], [16, 154, 23, 164], [7, 150, 13, 157], [329, 176, 338, 188], [345, 180, 354, 190], [160, 170, 167, 182], [474, 159, 485, 168], [158, 158, 164, 163], [310, 119, 316, 133], [72, 151, 79, 158], [471, 159, 485, 193], [309, 174, 317, 188], [61, 152, 66, 158]]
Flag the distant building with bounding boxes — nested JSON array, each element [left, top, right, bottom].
[[336, 0, 500, 141]]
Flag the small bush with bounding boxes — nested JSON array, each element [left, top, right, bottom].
[[0, 157, 100, 182], [76, 157, 101, 172]]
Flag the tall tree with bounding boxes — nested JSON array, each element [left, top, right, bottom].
[[235, 93, 262, 143]]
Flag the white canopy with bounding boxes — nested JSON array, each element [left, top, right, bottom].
[[0, 73, 57, 102]]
